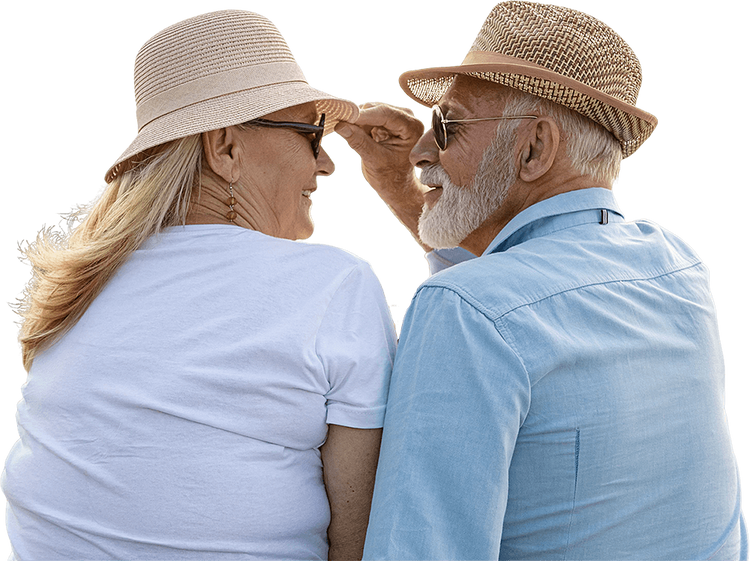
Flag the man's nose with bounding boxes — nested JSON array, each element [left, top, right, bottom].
[[409, 129, 439, 169]]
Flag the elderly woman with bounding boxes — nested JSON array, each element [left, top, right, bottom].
[[1, 10, 395, 561]]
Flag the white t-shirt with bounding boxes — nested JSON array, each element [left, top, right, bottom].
[[2, 225, 396, 560]]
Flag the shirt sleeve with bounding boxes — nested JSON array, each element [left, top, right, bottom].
[[316, 261, 397, 429], [363, 285, 531, 560]]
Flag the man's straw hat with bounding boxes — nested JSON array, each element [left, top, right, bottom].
[[105, 10, 358, 183], [400, 1, 657, 157]]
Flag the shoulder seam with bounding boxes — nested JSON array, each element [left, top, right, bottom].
[[422, 258, 704, 322]]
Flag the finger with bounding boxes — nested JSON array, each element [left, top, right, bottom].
[[354, 106, 424, 139], [334, 122, 379, 158], [356, 104, 410, 124], [371, 127, 390, 143], [360, 102, 414, 115]]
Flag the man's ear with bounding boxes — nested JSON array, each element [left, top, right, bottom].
[[518, 117, 560, 183], [201, 127, 241, 184]]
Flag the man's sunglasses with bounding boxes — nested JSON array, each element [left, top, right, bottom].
[[432, 105, 537, 151], [243, 113, 326, 158]]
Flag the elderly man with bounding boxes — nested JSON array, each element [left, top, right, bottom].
[[336, 2, 746, 560]]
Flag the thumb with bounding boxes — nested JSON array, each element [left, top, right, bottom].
[[334, 122, 376, 157]]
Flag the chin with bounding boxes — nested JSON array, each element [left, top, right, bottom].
[[294, 220, 315, 240], [418, 204, 472, 249]]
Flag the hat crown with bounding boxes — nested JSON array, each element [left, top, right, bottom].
[[471, 1, 642, 106], [106, 9, 357, 183], [134, 10, 297, 108]]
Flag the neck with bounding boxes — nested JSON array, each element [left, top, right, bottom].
[[185, 210, 236, 226], [185, 173, 257, 231], [459, 174, 609, 256]]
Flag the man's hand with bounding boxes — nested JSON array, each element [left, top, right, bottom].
[[336, 103, 431, 251]]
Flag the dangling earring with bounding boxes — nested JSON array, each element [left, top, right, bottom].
[[226, 182, 237, 223]]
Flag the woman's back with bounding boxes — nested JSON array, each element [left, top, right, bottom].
[[3, 225, 395, 560]]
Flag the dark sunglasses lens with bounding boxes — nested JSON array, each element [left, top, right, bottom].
[[432, 108, 447, 150], [312, 114, 326, 158]]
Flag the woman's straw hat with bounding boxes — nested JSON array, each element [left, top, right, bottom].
[[105, 10, 358, 183], [400, 1, 657, 157]]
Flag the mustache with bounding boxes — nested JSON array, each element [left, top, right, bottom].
[[418, 163, 453, 188]]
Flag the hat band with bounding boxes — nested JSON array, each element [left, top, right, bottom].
[[455, 50, 643, 113], [135, 61, 307, 130], [462, 50, 549, 72]]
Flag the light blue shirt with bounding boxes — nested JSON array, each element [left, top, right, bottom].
[[364, 188, 746, 560]]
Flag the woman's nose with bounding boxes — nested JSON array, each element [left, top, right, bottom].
[[315, 146, 335, 176]]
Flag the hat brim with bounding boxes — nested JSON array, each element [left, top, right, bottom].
[[105, 81, 358, 183], [399, 54, 657, 158]]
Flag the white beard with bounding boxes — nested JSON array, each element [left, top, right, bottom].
[[417, 123, 518, 249]]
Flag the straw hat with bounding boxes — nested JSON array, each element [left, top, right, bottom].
[[105, 10, 358, 183], [400, 1, 657, 157]]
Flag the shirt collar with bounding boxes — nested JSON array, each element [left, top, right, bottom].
[[482, 188, 624, 256]]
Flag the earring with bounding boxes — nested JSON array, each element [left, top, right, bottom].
[[226, 182, 237, 223]]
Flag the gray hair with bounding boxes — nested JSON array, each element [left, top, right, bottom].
[[501, 88, 622, 185]]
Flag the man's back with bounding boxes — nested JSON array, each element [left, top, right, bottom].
[[365, 189, 746, 560]]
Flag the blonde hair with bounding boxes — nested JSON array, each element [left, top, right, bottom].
[[16, 135, 203, 371]]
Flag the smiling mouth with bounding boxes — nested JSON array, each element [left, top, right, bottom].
[[302, 190, 313, 198]]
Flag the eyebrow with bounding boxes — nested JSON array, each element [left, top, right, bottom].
[[296, 107, 319, 124], [441, 99, 470, 118]]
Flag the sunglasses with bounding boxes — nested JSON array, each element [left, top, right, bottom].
[[431, 105, 537, 151], [244, 113, 326, 158]]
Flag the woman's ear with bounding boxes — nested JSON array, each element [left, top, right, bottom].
[[201, 127, 241, 183], [518, 117, 560, 183]]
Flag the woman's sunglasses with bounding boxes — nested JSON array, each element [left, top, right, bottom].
[[244, 113, 326, 158], [431, 105, 536, 150]]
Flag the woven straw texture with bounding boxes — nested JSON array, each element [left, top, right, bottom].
[[401, 2, 657, 157], [106, 10, 357, 183], [133, 11, 296, 109]]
